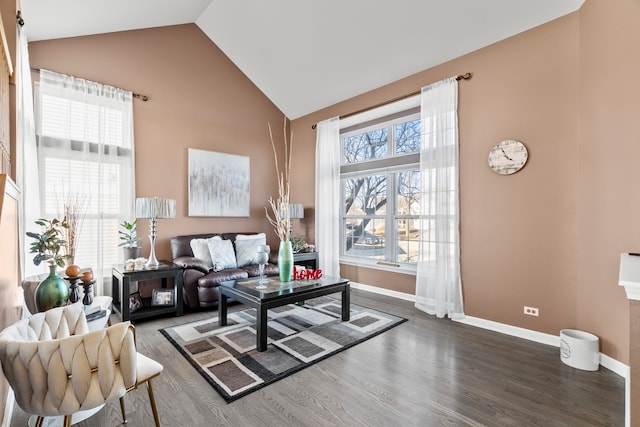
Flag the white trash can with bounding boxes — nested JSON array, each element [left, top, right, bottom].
[[559, 329, 599, 371]]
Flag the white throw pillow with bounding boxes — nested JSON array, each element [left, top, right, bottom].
[[207, 239, 237, 272], [234, 233, 267, 267], [189, 236, 222, 269]]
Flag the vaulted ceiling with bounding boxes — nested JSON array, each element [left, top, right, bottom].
[[20, 0, 584, 119]]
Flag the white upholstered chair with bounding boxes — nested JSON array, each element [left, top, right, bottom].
[[0, 303, 163, 426]]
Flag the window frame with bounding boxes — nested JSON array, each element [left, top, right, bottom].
[[339, 108, 421, 274], [34, 85, 133, 273]]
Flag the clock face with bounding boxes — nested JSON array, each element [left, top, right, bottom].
[[488, 140, 528, 175]]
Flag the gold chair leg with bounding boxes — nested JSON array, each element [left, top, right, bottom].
[[120, 395, 128, 423], [63, 415, 72, 427], [35, 417, 44, 427], [146, 379, 161, 427]]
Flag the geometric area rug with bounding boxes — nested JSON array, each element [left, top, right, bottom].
[[159, 296, 407, 403]]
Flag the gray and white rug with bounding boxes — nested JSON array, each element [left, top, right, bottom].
[[160, 296, 407, 402]]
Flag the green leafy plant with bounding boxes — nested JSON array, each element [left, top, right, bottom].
[[26, 218, 69, 268], [119, 220, 141, 248], [291, 234, 307, 253]]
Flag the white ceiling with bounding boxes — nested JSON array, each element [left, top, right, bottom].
[[20, 0, 584, 119]]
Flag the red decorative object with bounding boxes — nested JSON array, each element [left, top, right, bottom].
[[293, 266, 323, 280]]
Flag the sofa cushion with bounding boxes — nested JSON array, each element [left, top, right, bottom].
[[197, 269, 248, 289], [234, 233, 267, 267], [242, 263, 279, 277], [207, 239, 237, 271], [189, 236, 222, 269]]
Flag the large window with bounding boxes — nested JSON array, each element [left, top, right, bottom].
[[33, 71, 135, 291], [340, 111, 422, 272]]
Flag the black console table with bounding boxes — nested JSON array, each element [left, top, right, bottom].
[[111, 261, 183, 322], [293, 252, 318, 270]]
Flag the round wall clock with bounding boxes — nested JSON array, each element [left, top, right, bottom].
[[488, 140, 528, 175]]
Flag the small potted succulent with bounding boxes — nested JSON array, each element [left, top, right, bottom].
[[26, 218, 70, 311], [119, 220, 142, 261]]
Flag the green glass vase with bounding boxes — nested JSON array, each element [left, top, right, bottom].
[[278, 240, 294, 282], [35, 263, 70, 312]]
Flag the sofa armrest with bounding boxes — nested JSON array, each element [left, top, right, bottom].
[[173, 256, 210, 274]]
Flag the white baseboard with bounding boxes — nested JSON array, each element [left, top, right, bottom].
[[349, 281, 630, 427], [350, 281, 416, 302]]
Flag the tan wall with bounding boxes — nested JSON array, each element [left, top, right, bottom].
[[22, 1, 639, 368], [293, 13, 584, 349], [28, 24, 287, 261], [577, 0, 640, 375]]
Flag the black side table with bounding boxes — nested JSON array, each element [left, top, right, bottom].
[[293, 252, 318, 270], [111, 261, 183, 322]]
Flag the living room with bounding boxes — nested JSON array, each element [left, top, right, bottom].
[[0, 0, 639, 425]]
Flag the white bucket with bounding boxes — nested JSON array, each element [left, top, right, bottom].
[[559, 329, 600, 371]]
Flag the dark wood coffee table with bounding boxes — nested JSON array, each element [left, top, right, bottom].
[[218, 276, 350, 352]]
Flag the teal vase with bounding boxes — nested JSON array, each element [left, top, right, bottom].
[[278, 240, 294, 282], [35, 263, 70, 312]]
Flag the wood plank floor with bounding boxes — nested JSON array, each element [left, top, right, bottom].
[[11, 289, 624, 426]]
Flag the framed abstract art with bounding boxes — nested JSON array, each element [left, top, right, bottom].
[[188, 148, 250, 217]]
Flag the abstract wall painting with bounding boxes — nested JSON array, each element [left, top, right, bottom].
[[188, 148, 250, 217]]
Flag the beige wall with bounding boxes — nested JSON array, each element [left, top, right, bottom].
[[293, 12, 583, 347], [293, 0, 640, 365], [23, 0, 640, 367], [578, 0, 640, 389], [28, 24, 288, 261]]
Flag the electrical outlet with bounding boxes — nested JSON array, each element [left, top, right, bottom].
[[523, 306, 539, 316]]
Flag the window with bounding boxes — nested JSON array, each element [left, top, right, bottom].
[[34, 73, 135, 290], [340, 111, 422, 272]]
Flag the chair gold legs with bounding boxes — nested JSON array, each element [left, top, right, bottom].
[[119, 395, 128, 423], [36, 414, 71, 426], [146, 379, 161, 427]]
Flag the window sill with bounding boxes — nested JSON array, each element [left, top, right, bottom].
[[339, 257, 417, 275]]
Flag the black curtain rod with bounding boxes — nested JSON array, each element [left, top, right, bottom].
[[311, 72, 472, 129], [30, 68, 149, 102], [17, 11, 24, 26]]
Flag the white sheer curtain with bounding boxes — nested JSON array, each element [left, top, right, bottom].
[[315, 117, 341, 278], [415, 77, 464, 319], [17, 23, 40, 280], [29, 70, 136, 294]]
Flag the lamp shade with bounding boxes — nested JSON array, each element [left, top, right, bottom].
[[135, 197, 176, 219], [289, 204, 304, 219]]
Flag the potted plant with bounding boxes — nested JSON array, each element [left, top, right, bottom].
[[26, 218, 70, 311], [119, 220, 142, 261]]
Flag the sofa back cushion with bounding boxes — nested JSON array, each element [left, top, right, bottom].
[[207, 239, 237, 271], [189, 236, 222, 269], [234, 233, 267, 267]]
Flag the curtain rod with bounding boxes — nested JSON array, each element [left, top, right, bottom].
[[311, 72, 472, 129], [30, 68, 149, 102]]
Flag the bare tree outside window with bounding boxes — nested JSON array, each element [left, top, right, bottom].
[[341, 116, 423, 263]]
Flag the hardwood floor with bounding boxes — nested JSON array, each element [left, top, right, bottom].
[[11, 289, 624, 426]]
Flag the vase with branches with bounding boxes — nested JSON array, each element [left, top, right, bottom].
[[265, 116, 295, 281], [58, 191, 88, 265]]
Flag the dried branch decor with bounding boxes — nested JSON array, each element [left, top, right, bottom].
[[265, 116, 293, 242], [57, 191, 88, 265]]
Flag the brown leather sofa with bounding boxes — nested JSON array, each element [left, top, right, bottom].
[[170, 232, 279, 309]]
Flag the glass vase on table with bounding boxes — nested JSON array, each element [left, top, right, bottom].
[[256, 245, 270, 289]]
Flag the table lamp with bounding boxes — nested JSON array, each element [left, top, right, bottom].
[[289, 203, 304, 235], [135, 197, 176, 268]]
